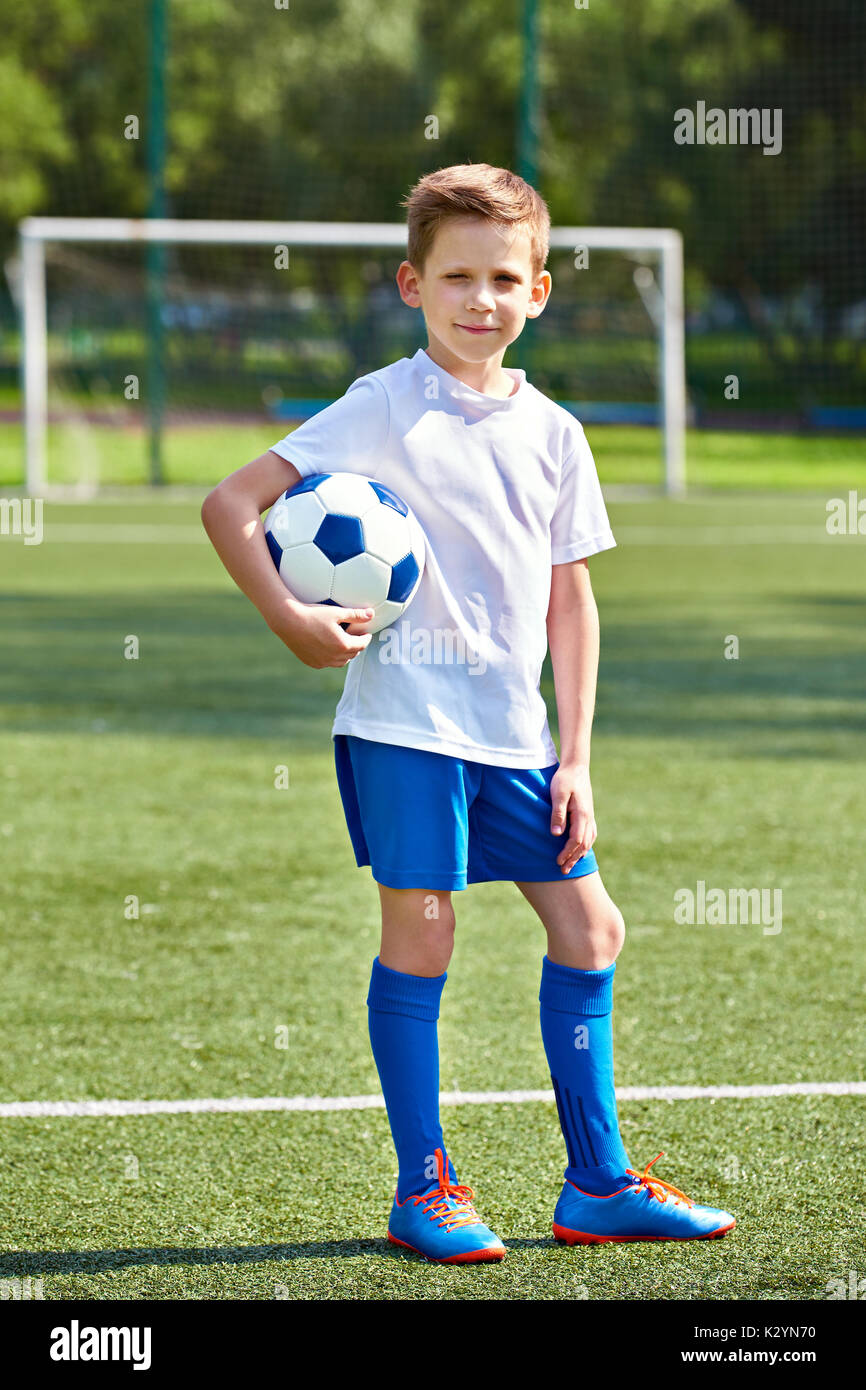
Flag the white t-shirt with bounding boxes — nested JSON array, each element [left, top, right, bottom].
[[269, 346, 615, 769]]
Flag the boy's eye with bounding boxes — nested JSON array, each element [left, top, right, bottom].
[[445, 273, 517, 282]]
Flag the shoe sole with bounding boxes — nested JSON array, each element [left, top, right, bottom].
[[387, 1231, 506, 1264], [552, 1219, 736, 1245]]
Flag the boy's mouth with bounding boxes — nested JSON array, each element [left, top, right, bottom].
[[457, 325, 498, 334]]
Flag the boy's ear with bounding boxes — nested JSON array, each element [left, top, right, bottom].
[[396, 260, 423, 308], [525, 270, 553, 318]]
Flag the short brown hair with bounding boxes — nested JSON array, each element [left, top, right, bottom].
[[401, 163, 550, 282]]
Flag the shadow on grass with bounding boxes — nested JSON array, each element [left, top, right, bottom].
[[1, 589, 865, 752], [0, 1237, 557, 1276], [0, 592, 337, 745]]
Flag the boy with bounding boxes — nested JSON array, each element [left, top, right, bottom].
[[201, 163, 736, 1264]]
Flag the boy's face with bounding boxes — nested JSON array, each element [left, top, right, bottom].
[[396, 216, 551, 373]]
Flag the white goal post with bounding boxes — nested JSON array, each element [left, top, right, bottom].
[[18, 217, 686, 496]]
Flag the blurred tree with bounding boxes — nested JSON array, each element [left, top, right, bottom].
[[0, 0, 863, 408], [542, 0, 866, 400]]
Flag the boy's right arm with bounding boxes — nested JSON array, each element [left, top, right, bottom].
[[200, 449, 374, 669]]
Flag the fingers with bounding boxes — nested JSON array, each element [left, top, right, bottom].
[[329, 626, 373, 667], [340, 630, 373, 652], [333, 606, 374, 627], [550, 788, 570, 836], [556, 816, 597, 873], [323, 607, 374, 666]]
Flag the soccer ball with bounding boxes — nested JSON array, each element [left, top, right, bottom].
[[264, 472, 426, 634]]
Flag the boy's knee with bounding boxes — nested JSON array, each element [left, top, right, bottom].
[[605, 903, 626, 962], [418, 893, 456, 960], [378, 886, 455, 975], [584, 901, 626, 969]]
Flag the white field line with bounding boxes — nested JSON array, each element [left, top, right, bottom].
[[35, 523, 859, 546], [1, 1081, 864, 1120]]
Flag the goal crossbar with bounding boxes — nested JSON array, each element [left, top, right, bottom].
[[18, 218, 686, 495]]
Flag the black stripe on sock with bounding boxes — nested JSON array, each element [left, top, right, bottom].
[[563, 1085, 588, 1168], [552, 1077, 579, 1169], [576, 1093, 600, 1166]]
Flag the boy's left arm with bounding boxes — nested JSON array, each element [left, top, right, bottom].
[[546, 558, 600, 874]]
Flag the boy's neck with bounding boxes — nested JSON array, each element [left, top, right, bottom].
[[423, 341, 519, 399]]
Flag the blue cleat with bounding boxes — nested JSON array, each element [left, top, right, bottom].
[[387, 1148, 506, 1264], [553, 1152, 737, 1244]]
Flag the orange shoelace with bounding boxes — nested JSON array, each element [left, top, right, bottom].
[[625, 1152, 694, 1208], [408, 1148, 481, 1231]]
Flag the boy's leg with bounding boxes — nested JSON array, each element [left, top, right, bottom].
[[368, 885, 457, 1198], [336, 736, 505, 1259], [516, 873, 633, 1195], [369, 882, 506, 1262], [520, 873, 736, 1241]]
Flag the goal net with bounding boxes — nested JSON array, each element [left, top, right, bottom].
[[15, 219, 685, 495]]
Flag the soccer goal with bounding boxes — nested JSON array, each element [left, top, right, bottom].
[[16, 218, 686, 496]]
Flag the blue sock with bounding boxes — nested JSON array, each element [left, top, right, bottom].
[[367, 956, 457, 1202], [539, 955, 632, 1196]]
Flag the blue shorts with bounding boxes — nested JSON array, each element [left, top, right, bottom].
[[333, 734, 599, 891]]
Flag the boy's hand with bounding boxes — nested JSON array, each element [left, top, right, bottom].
[[550, 763, 597, 874], [270, 602, 375, 669]]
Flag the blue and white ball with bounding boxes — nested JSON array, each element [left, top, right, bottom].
[[264, 472, 426, 634]]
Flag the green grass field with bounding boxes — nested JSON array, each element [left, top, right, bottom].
[[1, 479, 865, 1301]]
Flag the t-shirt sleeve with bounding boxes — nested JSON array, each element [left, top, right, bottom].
[[549, 422, 616, 564], [268, 375, 389, 478]]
